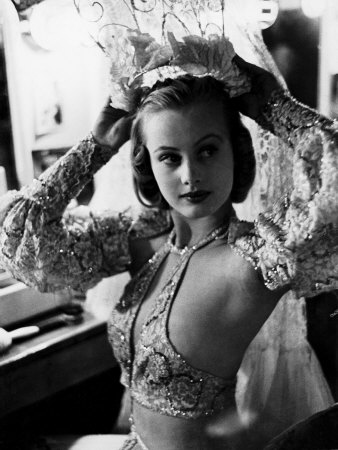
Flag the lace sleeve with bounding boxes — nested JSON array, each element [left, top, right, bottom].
[[230, 91, 338, 298], [0, 134, 133, 293]]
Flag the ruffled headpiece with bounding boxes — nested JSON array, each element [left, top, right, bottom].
[[73, 0, 255, 109]]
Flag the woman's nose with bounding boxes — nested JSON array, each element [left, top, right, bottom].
[[180, 160, 201, 186]]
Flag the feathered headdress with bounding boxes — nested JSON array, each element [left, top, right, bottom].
[[73, 0, 253, 109]]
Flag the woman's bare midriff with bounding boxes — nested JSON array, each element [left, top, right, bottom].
[[127, 241, 285, 450], [132, 401, 249, 450]]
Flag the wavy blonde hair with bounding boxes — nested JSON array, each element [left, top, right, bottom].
[[130, 75, 255, 209]]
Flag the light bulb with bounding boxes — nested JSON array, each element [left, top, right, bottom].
[[301, 0, 327, 18], [255, 0, 279, 29], [241, 0, 279, 29], [29, 0, 91, 51]]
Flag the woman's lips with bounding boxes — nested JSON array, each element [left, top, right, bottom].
[[180, 190, 211, 203]]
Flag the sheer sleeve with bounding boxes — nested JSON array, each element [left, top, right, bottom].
[[0, 134, 133, 293], [229, 90, 338, 298]]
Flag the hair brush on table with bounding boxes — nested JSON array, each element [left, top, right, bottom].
[[0, 308, 83, 353]]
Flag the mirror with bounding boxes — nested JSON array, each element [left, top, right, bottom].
[[1, 0, 109, 188]]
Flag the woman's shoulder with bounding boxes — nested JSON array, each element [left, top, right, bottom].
[[205, 228, 284, 323], [195, 222, 260, 295], [226, 215, 289, 300], [213, 228, 261, 289], [191, 231, 282, 343]]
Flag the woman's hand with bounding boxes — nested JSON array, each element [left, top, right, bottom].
[[168, 34, 252, 98], [232, 55, 281, 120], [92, 100, 134, 151]]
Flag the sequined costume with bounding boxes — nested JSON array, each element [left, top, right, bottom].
[[0, 91, 338, 449], [232, 89, 338, 298], [109, 225, 238, 449], [108, 227, 237, 416]]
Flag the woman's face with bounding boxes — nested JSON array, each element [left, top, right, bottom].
[[142, 100, 234, 220]]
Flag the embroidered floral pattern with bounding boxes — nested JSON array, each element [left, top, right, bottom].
[[0, 134, 132, 292], [74, 0, 252, 108], [109, 234, 237, 419], [168, 33, 251, 97], [230, 91, 338, 298]]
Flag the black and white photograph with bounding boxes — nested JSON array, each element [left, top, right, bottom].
[[0, 1, 338, 449]]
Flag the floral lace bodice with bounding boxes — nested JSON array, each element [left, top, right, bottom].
[[108, 229, 236, 419]]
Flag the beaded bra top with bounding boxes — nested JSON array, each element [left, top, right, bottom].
[[108, 226, 236, 419]]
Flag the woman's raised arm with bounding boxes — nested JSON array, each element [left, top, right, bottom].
[[0, 106, 135, 293], [231, 59, 338, 298]]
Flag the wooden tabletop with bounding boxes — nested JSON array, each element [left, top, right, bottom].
[[0, 311, 117, 417]]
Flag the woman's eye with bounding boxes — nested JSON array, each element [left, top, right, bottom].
[[159, 154, 181, 165], [200, 145, 218, 157]]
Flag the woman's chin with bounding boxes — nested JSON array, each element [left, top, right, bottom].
[[171, 203, 224, 220], [168, 195, 232, 221]]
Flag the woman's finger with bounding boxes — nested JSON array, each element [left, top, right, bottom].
[[101, 105, 128, 121], [109, 115, 134, 147], [232, 93, 260, 120]]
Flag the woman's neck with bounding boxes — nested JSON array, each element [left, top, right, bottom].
[[170, 201, 233, 249]]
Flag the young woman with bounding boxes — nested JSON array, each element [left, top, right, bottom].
[[0, 56, 337, 450]]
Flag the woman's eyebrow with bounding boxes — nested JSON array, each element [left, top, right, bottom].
[[154, 133, 223, 153], [154, 145, 180, 153], [194, 133, 223, 146]]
